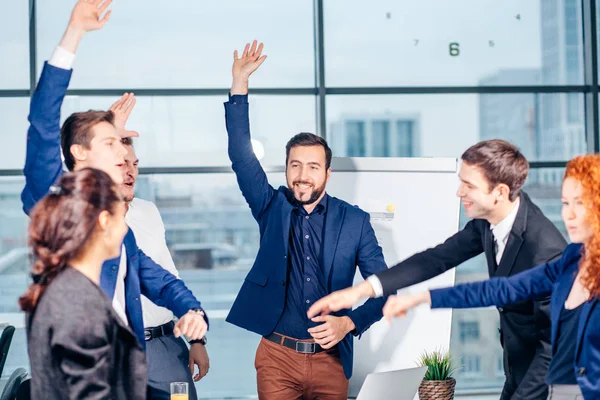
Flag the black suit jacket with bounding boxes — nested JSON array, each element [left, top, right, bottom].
[[376, 192, 567, 400], [27, 267, 148, 400]]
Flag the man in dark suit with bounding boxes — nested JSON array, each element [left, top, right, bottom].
[[309, 140, 567, 400], [224, 41, 388, 399]]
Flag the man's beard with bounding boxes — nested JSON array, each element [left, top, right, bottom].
[[120, 187, 134, 203], [290, 181, 326, 206]]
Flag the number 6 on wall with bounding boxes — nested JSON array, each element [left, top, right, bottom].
[[449, 42, 460, 57]]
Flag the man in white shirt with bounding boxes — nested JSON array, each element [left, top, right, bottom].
[[309, 140, 568, 400], [121, 138, 210, 399]]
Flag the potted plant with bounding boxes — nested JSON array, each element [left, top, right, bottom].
[[416, 349, 457, 400]]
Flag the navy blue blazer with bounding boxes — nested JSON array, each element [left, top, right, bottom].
[[431, 243, 600, 399], [21, 62, 203, 348], [223, 96, 388, 379]]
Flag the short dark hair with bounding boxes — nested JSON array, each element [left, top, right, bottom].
[[461, 139, 529, 202], [285, 133, 332, 169], [61, 110, 115, 171]]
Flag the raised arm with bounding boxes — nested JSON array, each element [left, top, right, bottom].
[[224, 41, 275, 220], [22, 0, 112, 214]]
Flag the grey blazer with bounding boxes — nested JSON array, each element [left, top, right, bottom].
[[27, 267, 148, 400]]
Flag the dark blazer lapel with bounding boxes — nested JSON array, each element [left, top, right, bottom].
[[281, 197, 294, 256], [484, 227, 498, 276], [323, 196, 345, 285], [494, 195, 528, 277]]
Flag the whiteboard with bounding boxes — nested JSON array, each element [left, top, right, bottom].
[[325, 157, 460, 397]]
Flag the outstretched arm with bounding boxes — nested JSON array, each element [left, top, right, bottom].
[[382, 256, 568, 321]]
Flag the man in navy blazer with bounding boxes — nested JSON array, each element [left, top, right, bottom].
[[20, 0, 207, 369], [224, 41, 388, 399]]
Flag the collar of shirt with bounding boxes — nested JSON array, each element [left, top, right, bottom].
[[291, 193, 329, 216], [490, 197, 520, 245]]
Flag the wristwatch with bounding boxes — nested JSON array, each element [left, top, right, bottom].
[[189, 308, 205, 317], [190, 336, 207, 346], [188, 308, 207, 345]]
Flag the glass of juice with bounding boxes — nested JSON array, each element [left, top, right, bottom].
[[170, 382, 188, 400]]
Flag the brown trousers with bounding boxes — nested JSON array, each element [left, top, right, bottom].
[[255, 336, 349, 400]]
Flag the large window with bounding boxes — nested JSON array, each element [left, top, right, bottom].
[[0, 2, 29, 89], [327, 93, 585, 161], [36, 1, 315, 89], [0, 99, 30, 169], [1, 0, 598, 398], [59, 95, 316, 167], [324, 0, 582, 87]]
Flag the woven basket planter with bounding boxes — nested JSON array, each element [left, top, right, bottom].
[[418, 377, 456, 400]]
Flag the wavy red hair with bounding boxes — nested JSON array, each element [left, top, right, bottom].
[[565, 154, 600, 297]]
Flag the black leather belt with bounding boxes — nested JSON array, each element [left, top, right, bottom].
[[264, 332, 327, 354], [144, 321, 174, 341]]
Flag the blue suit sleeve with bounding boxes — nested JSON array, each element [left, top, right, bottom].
[[224, 95, 277, 220], [346, 214, 388, 336], [430, 249, 571, 309], [22, 62, 71, 215], [136, 246, 205, 323]]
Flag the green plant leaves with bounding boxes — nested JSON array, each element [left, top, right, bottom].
[[416, 349, 458, 381]]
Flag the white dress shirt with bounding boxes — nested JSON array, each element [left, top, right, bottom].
[[126, 198, 179, 328], [48, 46, 76, 70], [112, 246, 129, 326], [490, 198, 520, 265], [368, 198, 522, 298]]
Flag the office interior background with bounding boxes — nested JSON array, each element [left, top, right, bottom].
[[1, 0, 600, 398]]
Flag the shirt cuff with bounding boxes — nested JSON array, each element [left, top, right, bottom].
[[48, 46, 76, 70], [228, 93, 249, 104], [367, 275, 384, 298]]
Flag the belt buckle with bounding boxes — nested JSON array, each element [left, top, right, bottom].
[[295, 341, 316, 354], [144, 330, 152, 341]]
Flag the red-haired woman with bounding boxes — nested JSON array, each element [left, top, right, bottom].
[[383, 155, 600, 399], [20, 168, 147, 399]]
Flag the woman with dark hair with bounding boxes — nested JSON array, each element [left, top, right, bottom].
[[382, 154, 600, 400], [19, 168, 147, 399]]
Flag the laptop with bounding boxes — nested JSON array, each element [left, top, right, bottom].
[[356, 366, 428, 400]]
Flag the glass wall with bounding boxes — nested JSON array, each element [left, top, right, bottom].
[[0, 0, 598, 397]]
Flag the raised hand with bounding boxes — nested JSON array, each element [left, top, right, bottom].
[[59, 0, 113, 54], [231, 40, 267, 95], [69, 0, 113, 33], [109, 93, 139, 139]]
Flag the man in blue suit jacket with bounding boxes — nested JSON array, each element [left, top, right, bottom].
[[224, 41, 388, 399], [20, 0, 208, 379]]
